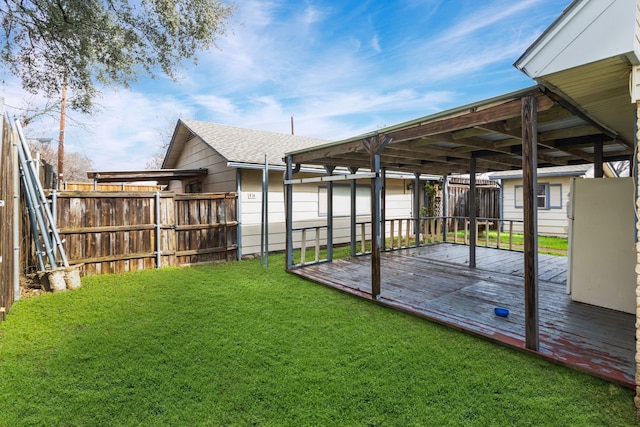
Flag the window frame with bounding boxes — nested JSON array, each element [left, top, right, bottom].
[[514, 182, 562, 210]]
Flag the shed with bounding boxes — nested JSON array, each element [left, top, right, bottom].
[[162, 119, 427, 257]]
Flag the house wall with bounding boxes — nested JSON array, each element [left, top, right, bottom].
[[168, 136, 236, 193], [239, 169, 413, 256], [501, 176, 572, 237]]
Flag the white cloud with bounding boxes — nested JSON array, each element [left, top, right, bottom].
[[1, 0, 572, 172], [371, 34, 381, 53]]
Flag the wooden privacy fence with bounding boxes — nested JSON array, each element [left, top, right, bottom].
[[446, 178, 500, 229], [47, 191, 237, 276]]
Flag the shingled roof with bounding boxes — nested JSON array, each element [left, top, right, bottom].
[[163, 119, 330, 169], [487, 164, 593, 180]]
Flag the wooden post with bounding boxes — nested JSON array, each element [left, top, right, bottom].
[[350, 167, 358, 257], [301, 229, 306, 265], [315, 227, 320, 263], [390, 220, 395, 248], [414, 173, 421, 247], [522, 94, 539, 351], [484, 219, 489, 247], [381, 168, 387, 251], [361, 223, 366, 253], [594, 139, 604, 178], [371, 151, 382, 297], [464, 219, 468, 244], [454, 220, 458, 243], [325, 165, 335, 262], [285, 156, 294, 269], [364, 134, 391, 299], [405, 219, 410, 247], [442, 176, 448, 242], [509, 221, 513, 250], [469, 156, 477, 268], [154, 192, 161, 268]]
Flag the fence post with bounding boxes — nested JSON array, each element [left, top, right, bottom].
[[155, 192, 161, 268]]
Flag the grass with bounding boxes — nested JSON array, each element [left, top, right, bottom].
[[294, 233, 568, 264], [445, 232, 568, 256], [0, 254, 636, 426]]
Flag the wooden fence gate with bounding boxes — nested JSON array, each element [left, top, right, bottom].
[[446, 178, 500, 229], [45, 191, 238, 276]]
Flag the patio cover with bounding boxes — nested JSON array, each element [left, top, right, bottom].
[[283, 84, 632, 354], [284, 85, 631, 176]]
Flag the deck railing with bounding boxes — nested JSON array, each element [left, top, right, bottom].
[[380, 216, 525, 252], [291, 225, 330, 267], [291, 217, 525, 267]]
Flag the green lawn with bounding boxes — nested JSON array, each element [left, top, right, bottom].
[[0, 255, 636, 426], [444, 232, 568, 256]]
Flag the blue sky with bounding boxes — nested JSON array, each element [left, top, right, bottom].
[[1, 0, 572, 171]]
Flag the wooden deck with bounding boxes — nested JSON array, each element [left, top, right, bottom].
[[289, 243, 635, 388]]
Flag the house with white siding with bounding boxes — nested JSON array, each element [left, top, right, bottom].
[[162, 119, 423, 258], [488, 164, 617, 237]]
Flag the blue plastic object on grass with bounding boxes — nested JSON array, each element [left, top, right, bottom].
[[494, 307, 509, 317]]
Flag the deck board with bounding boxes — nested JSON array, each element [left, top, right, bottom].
[[290, 243, 635, 388]]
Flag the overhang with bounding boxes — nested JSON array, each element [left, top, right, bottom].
[[87, 169, 208, 184], [515, 0, 638, 148]]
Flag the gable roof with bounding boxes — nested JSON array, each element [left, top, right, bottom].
[[487, 164, 593, 180], [514, 0, 637, 149], [515, 0, 639, 78], [163, 119, 330, 169]]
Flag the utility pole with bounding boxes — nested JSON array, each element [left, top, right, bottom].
[[57, 82, 67, 188]]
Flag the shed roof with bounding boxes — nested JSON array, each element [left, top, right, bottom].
[[163, 119, 330, 169], [487, 164, 592, 180]]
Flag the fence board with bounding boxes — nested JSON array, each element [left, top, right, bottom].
[[0, 117, 18, 320], [37, 191, 238, 275], [446, 181, 500, 229]]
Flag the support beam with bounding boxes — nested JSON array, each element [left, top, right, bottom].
[[522, 95, 540, 351], [469, 157, 477, 268], [325, 165, 335, 262], [285, 156, 294, 269], [594, 140, 604, 178], [414, 173, 421, 247], [442, 176, 449, 242], [364, 134, 392, 299], [349, 167, 358, 257], [381, 168, 387, 251]]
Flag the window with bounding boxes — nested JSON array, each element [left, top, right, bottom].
[[318, 184, 370, 217], [515, 183, 562, 209], [185, 181, 202, 193], [537, 184, 547, 208]]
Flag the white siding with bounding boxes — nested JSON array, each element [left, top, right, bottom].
[[168, 136, 236, 193], [501, 176, 572, 237], [239, 170, 413, 256]]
